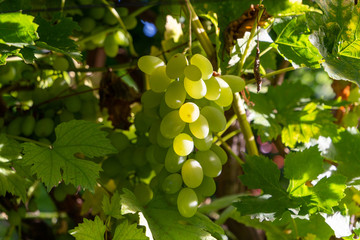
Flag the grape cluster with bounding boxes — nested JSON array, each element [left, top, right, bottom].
[[74, 0, 134, 56], [136, 53, 245, 217]]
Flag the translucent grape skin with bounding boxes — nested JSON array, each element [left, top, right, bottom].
[[141, 90, 164, 109], [166, 53, 187, 79], [218, 75, 245, 93], [173, 133, 194, 156], [184, 65, 202, 81], [204, 76, 221, 101], [214, 77, 233, 107], [104, 34, 119, 57], [160, 110, 186, 139], [165, 81, 186, 109], [194, 133, 213, 151], [21, 115, 36, 137], [162, 173, 183, 194], [138, 55, 165, 75], [190, 54, 213, 80], [181, 159, 203, 188], [134, 183, 153, 206], [149, 66, 172, 92], [195, 176, 216, 197], [179, 102, 200, 123], [165, 147, 186, 173], [195, 150, 222, 177], [177, 188, 198, 218], [189, 114, 209, 139], [200, 106, 226, 132], [210, 144, 228, 165], [184, 77, 207, 99]]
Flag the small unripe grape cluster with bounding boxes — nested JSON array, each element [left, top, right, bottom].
[[74, 0, 134, 56], [136, 53, 245, 217]]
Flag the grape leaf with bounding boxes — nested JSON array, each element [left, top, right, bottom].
[[309, 0, 360, 83], [294, 214, 334, 240], [120, 189, 224, 240], [103, 192, 122, 219], [239, 155, 286, 196], [35, 14, 81, 61], [271, 15, 322, 68], [21, 120, 117, 191], [284, 147, 324, 197], [113, 220, 148, 240], [81, 186, 108, 216], [0, 12, 38, 47], [70, 216, 106, 240], [325, 128, 360, 180], [0, 134, 21, 162]]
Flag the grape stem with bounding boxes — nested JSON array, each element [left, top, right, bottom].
[[6, 135, 52, 148], [216, 134, 245, 165], [101, 0, 138, 56], [245, 66, 297, 85], [232, 92, 259, 156]]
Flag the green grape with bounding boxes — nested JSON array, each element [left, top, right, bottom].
[[165, 147, 186, 173], [189, 114, 209, 139], [134, 111, 151, 133], [88, 6, 105, 20], [32, 88, 50, 105], [147, 120, 159, 144], [138, 56, 165, 75], [348, 87, 360, 102], [117, 7, 128, 16], [166, 53, 187, 79], [214, 77, 233, 107], [210, 144, 228, 165], [113, 29, 129, 46], [39, 138, 51, 145], [153, 144, 167, 164], [101, 156, 122, 178], [195, 150, 222, 177], [173, 133, 194, 156], [162, 173, 183, 194], [59, 109, 75, 122], [80, 100, 97, 121], [119, 145, 136, 170], [134, 183, 153, 206], [34, 118, 54, 137], [181, 159, 203, 188], [141, 90, 163, 109], [77, 85, 94, 101], [160, 110, 185, 139], [204, 76, 221, 101], [7, 117, 23, 136], [190, 54, 213, 80], [123, 15, 137, 29], [21, 115, 36, 136], [159, 97, 172, 118], [133, 147, 147, 167], [63, 95, 82, 113], [165, 80, 186, 109], [7, 210, 21, 226], [104, 33, 119, 57], [195, 176, 216, 197], [179, 102, 200, 123], [108, 131, 130, 152], [177, 188, 198, 218], [157, 130, 173, 148], [90, 26, 106, 45], [184, 65, 202, 81], [150, 168, 169, 190], [201, 106, 226, 132], [184, 77, 206, 99], [79, 17, 96, 33], [149, 66, 172, 92], [53, 57, 69, 71], [218, 75, 245, 93], [194, 133, 213, 151], [103, 10, 118, 25], [0, 65, 16, 84], [136, 162, 152, 179]]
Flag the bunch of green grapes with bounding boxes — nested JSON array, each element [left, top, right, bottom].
[[74, 0, 135, 56], [136, 53, 245, 217]]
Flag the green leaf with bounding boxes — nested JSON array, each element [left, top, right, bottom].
[[120, 189, 224, 240], [21, 120, 117, 191], [271, 15, 322, 68], [325, 128, 360, 180], [113, 220, 148, 240], [35, 14, 81, 60], [0, 163, 27, 202], [70, 216, 106, 240], [311, 175, 347, 212], [294, 214, 334, 240], [0, 13, 38, 47], [102, 192, 122, 219], [310, 0, 360, 83], [0, 134, 21, 162], [284, 147, 324, 197], [240, 155, 286, 196]]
